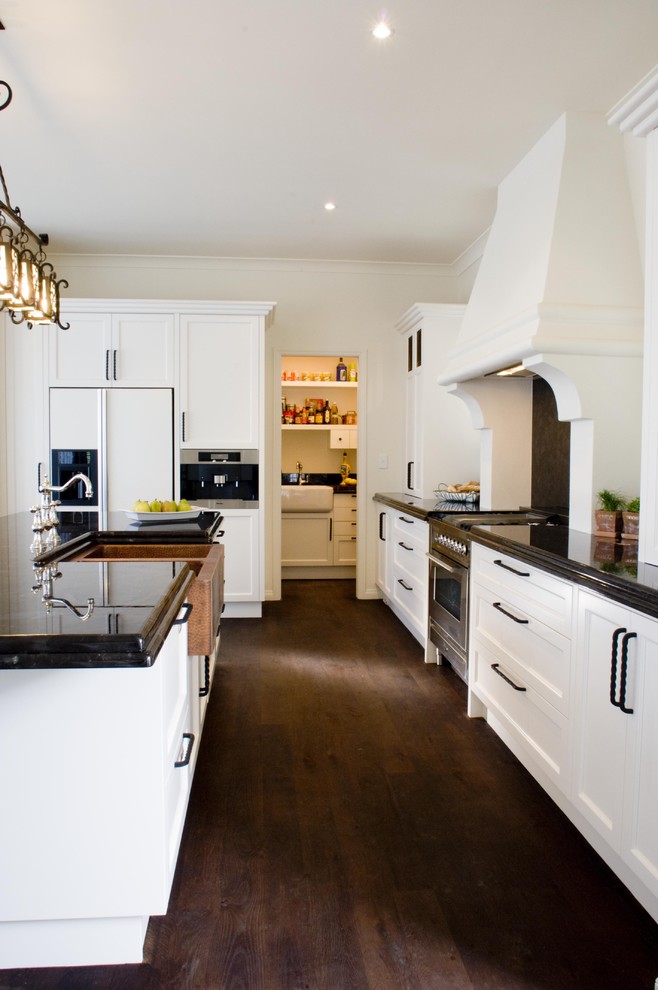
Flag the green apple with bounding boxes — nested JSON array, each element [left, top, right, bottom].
[[162, 499, 177, 513], [132, 499, 150, 512], [177, 498, 191, 512], [149, 499, 163, 513]]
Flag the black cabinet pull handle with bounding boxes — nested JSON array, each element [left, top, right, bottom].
[[379, 511, 386, 540], [173, 602, 193, 625], [398, 578, 413, 591], [215, 530, 225, 538], [619, 631, 637, 715], [181, 411, 186, 442], [330, 518, 333, 541], [493, 601, 529, 624], [398, 515, 414, 524], [105, 349, 110, 381], [113, 349, 118, 380], [610, 626, 627, 708], [491, 663, 527, 692], [407, 461, 414, 490], [174, 733, 195, 769], [494, 559, 530, 577], [398, 541, 414, 551], [199, 655, 211, 698]]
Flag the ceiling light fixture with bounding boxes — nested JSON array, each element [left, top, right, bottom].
[[372, 20, 392, 40], [324, 202, 336, 211], [0, 80, 69, 329]]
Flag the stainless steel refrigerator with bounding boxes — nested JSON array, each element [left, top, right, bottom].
[[49, 388, 174, 517]]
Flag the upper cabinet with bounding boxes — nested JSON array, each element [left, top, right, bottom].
[[50, 312, 175, 387], [179, 313, 263, 449], [396, 304, 480, 499]]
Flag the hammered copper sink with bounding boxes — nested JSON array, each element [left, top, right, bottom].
[[61, 541, 224, 657]]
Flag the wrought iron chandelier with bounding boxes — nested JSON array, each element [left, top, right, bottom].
[[0, 80, 68, 329]]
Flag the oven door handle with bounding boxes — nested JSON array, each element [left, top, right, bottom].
[[427, 553, 465, 575]]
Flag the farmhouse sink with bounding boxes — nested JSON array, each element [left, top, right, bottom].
[[61, 542, 224, 657], [281, 485, 333, 512]]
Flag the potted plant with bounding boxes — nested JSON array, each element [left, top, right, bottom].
[[595, 489, 626, 538], [622, 496, 640, 541]]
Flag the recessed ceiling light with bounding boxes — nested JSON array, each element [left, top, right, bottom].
[[324, 202, 336, 211], [372, 21, 392, 40]]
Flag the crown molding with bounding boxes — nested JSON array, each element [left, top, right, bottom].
[[608, 64, 658, 137], [47, 252, 459, 279]]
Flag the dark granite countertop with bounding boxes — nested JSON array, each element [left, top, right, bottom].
[[470, 523, 658, 619], [0, 511, 213, 669], [373, 492, 658, 617], [373, 492, 441, 520]]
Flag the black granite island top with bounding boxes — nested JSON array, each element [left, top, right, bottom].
[[471, 523, 658, 619], [0, 511, 206, 669], [45, 507, 223, 555]]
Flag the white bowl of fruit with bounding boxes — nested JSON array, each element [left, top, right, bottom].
[[126, 498, 201, 523]]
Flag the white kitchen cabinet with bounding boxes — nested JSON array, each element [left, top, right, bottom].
[[329, 426, 358, 449], [395, 304, 480, 498], [218, 508, 262, 616], [282, 513, 333, 566], [0, 614, 194, 968], [376, 507, 392, 599], [49, 312, 175, 387], [180, 313, 262, 449], [333, 491, 357, 565], [377, 507, 428, 647], [573, 589, 658, 902], [469, 542, 573, 792]]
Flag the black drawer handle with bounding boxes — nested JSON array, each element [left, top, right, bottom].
[[174, 732, 195, 768], [491, 663, 527, 692], [494, 559, 530, 577], [199, 655, 211, 697], [173, 602, 193, 625], [493, 601, 529, 624], [398, 578, 413, 591], [379, 511, 386, 540], [398, 516, 414, 524], [398, 541, 414, 551]]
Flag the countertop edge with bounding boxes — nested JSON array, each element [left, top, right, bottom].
[[471, 527, 658, 619]]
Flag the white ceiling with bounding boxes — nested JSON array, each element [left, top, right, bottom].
[[0, 0, 657, 264]]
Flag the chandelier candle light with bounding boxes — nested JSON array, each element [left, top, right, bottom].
[[0, 80, 69, 328]]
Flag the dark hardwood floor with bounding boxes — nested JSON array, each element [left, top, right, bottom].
[[4, 580, 658, 989]]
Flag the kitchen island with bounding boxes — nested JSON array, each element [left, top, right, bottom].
[[0, 510, 223, 969]]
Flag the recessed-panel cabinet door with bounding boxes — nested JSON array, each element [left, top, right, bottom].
[[622, 612, 658, 900], [49, 314, 112, 386], [572, 591, 630, 851], [111, 314, 175, 386], [179, 315, 260, 449]]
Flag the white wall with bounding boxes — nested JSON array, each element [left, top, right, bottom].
[[13, 254, 473, 601]]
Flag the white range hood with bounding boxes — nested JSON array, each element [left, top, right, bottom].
[[439, 111, 644, 531]]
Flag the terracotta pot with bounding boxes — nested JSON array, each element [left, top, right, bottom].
[[622, 511, 640, 541], [595, 509, 622, 538]]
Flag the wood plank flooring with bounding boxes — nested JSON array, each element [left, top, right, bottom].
[[4, 579, 658, 989]]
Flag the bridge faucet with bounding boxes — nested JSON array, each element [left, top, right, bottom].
[[39, 472, 94, 500], [296, 461, 303, 484]]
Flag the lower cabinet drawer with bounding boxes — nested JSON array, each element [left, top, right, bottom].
[[391, 563, 426, 632], [392, 537, 426, 583], [471, 582, 571, 715], [471, 636, 569, 794]]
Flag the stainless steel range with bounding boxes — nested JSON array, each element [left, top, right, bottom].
[[427, 511, 560, 683]]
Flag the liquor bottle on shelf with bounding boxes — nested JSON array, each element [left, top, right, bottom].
[[336, 357, 347, 381]]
